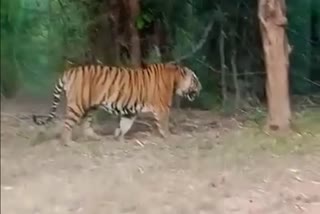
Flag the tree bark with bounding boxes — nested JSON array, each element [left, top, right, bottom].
[[109, 0, 121, 65], [126, 0, 141, 67], [258, 0, 291, 132]]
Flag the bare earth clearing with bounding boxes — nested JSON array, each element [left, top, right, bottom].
[[1, 98, 320, 214]]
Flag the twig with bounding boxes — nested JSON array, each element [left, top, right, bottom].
[[168, 18, 215, 63], [303, 77, 320, 87], [1, 112, 62, 121], [195, 58, 220, 73], [134, 139, 145, 147], [1, 113, 34, 126], [196, 58, 265, 76]]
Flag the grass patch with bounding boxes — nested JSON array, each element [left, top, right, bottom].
[[216, 108, 320, 162], [293, 108, 320, 134]]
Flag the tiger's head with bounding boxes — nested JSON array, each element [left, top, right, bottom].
[[166, 63, 202, 101]]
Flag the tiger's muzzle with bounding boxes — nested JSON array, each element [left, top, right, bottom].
[[184, 90, 200, 101]]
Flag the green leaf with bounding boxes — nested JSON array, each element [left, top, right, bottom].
[[142, 13, 153, 23], [136, 16, 145, 29]]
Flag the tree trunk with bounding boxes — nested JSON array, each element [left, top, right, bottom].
[[258, 0, 291, 132], [109, 0, 121, 65], [126, 0, 141, 67]]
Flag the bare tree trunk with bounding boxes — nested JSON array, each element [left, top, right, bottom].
[[258, 0, 291, 132], [126, 0, 141, 67], [219, 28, 227, 108], [231, 50, 240, 109], [109, 0, 121, 65]]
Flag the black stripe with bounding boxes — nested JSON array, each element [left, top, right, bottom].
[[66, 116, 78, 124], [101, 66, 109, 85], [101, 93, 107, 104], [53, 96, 60, 103], [124, 70, 133, 109], [146, 68, 151, 81], [68, 107, 82, 118], [114, 74, 125, 104], [64, 121, 73, 130], [138, 70, 144, 105], [95, 65, 103, 84], [109, 68, 119, 93], [88, 66, 94, 106]]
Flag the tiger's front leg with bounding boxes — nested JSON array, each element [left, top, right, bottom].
[[114, 115, 137, 142], [153, 110, 170, 138]]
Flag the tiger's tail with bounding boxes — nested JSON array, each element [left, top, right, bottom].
[[32, 78, 65, 125]]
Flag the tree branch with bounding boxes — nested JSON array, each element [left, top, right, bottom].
[[168, 18, 215, 63]]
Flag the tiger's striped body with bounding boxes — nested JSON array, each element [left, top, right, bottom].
[[32, 63, 201, 145]]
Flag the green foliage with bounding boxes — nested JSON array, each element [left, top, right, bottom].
[[136, 9, 154, 30], [1, 0, 22, 97], [1, 0, 90, 97]]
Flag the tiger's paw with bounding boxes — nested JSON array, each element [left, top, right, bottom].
[[114, 128, 121, 138], [61, 139, 78, 147], [84, 129, 102, 141], [158, 129, 169, 139], [113, 128, 126, 143]]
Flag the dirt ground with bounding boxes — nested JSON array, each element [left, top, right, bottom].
[[1, 98, 320, 214]]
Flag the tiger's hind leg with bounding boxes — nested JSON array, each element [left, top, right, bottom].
[[153, 110, 170, 139], [80, 113, 102, 141], [114, 115, 137, 142], [61, 106, 85, 146]]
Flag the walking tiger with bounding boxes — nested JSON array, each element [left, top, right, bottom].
[[32, 63, 202, 145]]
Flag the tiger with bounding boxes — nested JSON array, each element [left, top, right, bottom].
[[32, 62, 202, 145]]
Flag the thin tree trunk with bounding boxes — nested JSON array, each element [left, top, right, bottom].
[[219, 28, 227, 108], [258, 0, 291, 132], [231, 50, 240, 109], [109, 0, 121, 65], [127, 0, 141, 67]]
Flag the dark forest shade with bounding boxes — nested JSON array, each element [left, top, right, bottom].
[[287, 0, 312, 94], [310, 0, 320, 92]]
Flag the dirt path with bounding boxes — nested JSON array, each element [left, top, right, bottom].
[[1, 99, 320, 214]]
